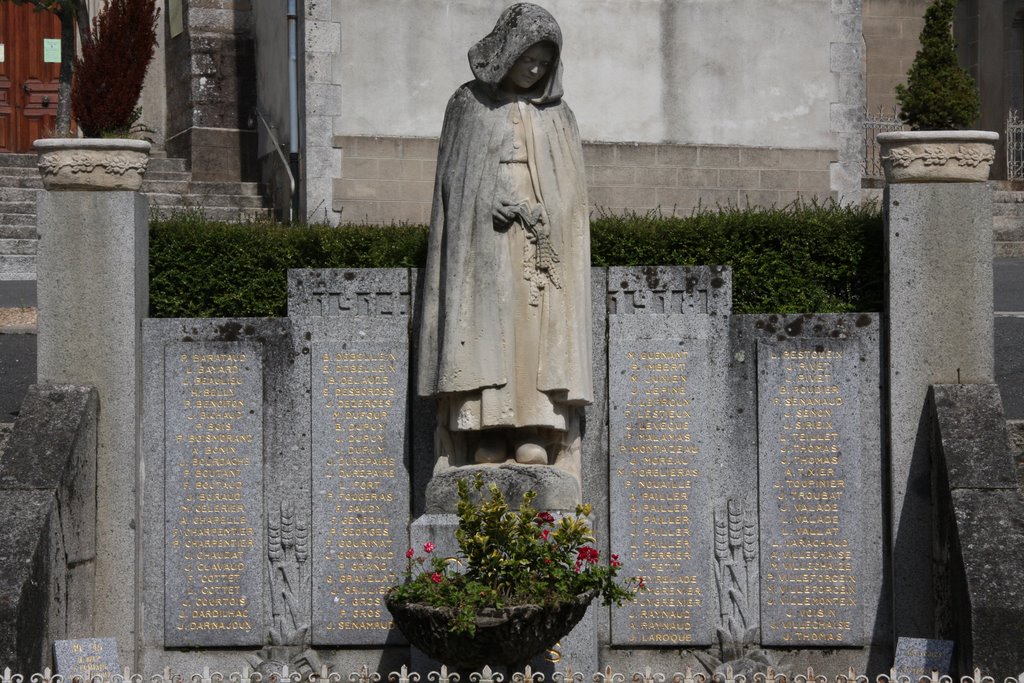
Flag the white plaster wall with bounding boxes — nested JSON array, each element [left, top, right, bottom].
[[252, 0, 291, 155], [334, 0, 841, 149]]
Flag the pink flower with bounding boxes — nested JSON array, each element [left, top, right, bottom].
[[431, 572, 443, 584], [405, 548, 414, 559], [423, 541, 435, 553], [535, 511, 555, 525]]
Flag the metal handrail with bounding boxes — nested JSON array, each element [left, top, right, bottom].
[[253, 106, 295, 224]]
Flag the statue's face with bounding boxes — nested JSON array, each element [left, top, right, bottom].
[[503, 43, 556, 91]]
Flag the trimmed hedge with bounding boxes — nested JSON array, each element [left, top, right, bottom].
[[150, 201, 883, 318]]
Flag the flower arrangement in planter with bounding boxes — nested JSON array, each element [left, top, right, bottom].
[[35, 0, 160, 191], [879, 0, 996, 183], [385, 475, 643, 669]]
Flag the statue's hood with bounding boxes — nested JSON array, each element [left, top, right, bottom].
[[468, 3, 564, 104]]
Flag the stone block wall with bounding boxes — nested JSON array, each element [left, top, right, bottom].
[[0, 385, 98, 673], [331, 136, 837, 224], [863, 0, 929, 113], [164, 0, 258, 182]]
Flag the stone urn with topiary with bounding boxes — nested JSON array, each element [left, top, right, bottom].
[[877, 0, 997, 183], [34, 0, 159, 191], [385, 475, 644, 671]]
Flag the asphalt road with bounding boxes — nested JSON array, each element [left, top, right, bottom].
[[1, 264, 1022, 420]]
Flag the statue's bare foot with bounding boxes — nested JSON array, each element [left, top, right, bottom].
[[515, 442, 548, 465], [474, 432, 507, 463]]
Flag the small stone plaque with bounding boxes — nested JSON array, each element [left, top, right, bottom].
[[164, 341, 265, 647], [758, 339, 863, 646], [894, 638, 954, 680], [54, 638, 119, 681], [311, 340, 410, 645], [608, 338, 715, 646]]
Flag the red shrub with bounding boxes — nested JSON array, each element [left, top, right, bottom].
[[71, 0, 160, 137]]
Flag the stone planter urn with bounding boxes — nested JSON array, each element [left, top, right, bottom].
[[385, 589, 596, 669], [876, 130, 998, 183], [34, 138, 151, 191]]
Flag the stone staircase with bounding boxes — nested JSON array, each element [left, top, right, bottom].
[[0, 152, 272, 280], [992, 181, 1024, 258]]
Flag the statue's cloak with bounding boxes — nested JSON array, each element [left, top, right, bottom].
[[415, 79, 593, 404]]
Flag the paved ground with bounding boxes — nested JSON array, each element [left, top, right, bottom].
[[1, 264, 1022, 421]]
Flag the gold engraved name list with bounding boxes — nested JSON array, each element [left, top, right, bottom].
[[609, 343, 715, 646], [164, 342, 264, 647], [312, 343, 409, 645], [759, 343, 862, 646]]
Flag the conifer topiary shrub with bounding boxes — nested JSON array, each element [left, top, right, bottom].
[[894, 0, 979, 130], [71, 0, 160, 137]]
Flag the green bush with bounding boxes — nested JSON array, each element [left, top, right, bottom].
[[149, 201, 882, 318], [895, 0, 980, 130]]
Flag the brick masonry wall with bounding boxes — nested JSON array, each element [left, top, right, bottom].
[[332, 136, 837, 224], [863, 0, 930, 113]]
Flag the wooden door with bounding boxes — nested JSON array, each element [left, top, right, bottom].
[[0, 3, 63, 152]]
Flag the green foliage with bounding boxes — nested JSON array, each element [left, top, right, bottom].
[[149, 213, 428, 317], [149, 201, 883, 318], [590, 201, 884, 314], [895, 0, 980, 130], [387, 476, 642, 635]]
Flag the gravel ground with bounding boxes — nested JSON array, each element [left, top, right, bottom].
[[0, 307, 36, 330]]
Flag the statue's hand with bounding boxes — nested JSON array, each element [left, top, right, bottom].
[[492, 201, 517, 231]]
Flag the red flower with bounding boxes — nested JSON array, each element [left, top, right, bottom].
[[423, 541, 435, 553], [539, 529, 551, 541], [405, 548, 414, 559], [431, 572, 443, 584], [638, 577, 646, 590], [535, 511, 555, 525], [611, 554, 621, 568], [577, 546, 599, 564]]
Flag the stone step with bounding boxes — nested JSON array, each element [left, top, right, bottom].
[[140, 179, 192, 195], [993, 202, 1024, 217], [189, 181, 262, 196], [148, 157, 189, 174], [0, 213, 36, 227], [995, 223, 1024, 241], [0, 201, 36, 216], [0, 238, 37, 255], [0, 225, 36, 240], [996, 241, 1024, 258], [143, 169, 192, 182], [149, 205, 272, 223], [0, 170, 43, 185], [0, 153, 37, 168], [0, 254, 35, 278], [147, 192, 267, 210], [0, 187, 39, 203], [992, 190, 1024, 204]]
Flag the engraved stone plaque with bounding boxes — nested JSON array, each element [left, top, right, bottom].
[[164, 341, 265, 647], [609, 338, 716, 646], [311, 340, 409, 645], [54, 638, 120, 681], [758, 339, 863, 646], [894, 637, 954, 678]]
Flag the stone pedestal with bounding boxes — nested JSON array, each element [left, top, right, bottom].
[[36, 191, 149, 664], [885, 182, 993, 638]]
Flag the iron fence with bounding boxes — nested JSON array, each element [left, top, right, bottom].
[[1007, 109, 1024, 180], [4, 665, 1024, 683], [863, 107, 908, 178]]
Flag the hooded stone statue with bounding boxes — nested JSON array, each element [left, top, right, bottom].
[[417, 3, 592, 474]]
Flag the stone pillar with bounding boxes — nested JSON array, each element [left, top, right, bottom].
[[36, 190, 149, 665], [885, 175, 993, 638]]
